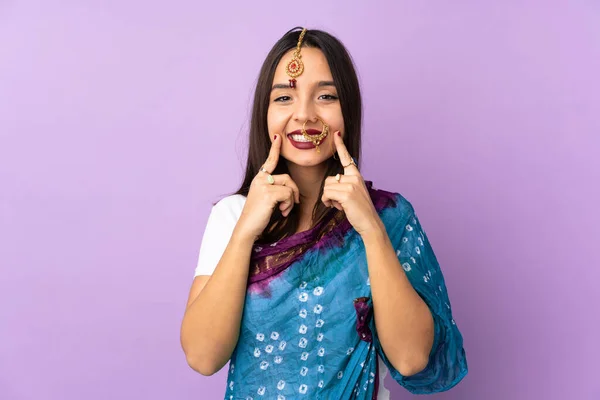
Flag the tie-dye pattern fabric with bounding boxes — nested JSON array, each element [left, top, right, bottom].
[[222, 183, 468, 399]]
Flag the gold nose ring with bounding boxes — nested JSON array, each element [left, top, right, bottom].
[[301, 117, 330, 153]]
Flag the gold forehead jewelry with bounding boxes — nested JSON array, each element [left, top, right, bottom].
[[302, 117, 329, 153], [286, 28, 307, 89]]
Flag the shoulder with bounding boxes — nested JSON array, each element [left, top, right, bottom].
[[366, 181, 416, 219], [209, 194, 247, 222], [214, 193, 246, 211]]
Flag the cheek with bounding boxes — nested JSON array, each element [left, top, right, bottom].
[[267, 108, 288, 133]]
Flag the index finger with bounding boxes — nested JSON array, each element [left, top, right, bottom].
[[334, 131, 360, 176], [261, 134, 282, 174]]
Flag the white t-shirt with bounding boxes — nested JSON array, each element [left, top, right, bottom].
[[194, 194, 391, 399]]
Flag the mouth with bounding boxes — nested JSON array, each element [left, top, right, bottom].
[[286, 129, 327, 149]]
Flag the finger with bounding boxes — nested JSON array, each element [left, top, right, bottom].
[[321, 192, 343, 211], [333, 131, 360, 176], [269, 186, 294, 216], [261, 134, 282, 174], [278, 187, 295, 216], [322, 187, 348, 210], [271, 174, 300, 204]]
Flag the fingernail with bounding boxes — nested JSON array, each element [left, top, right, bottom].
[[274, 135, 278, 140], [337, 131, 341, 137]]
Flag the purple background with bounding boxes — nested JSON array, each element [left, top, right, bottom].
[[1, 1, 599, 399]]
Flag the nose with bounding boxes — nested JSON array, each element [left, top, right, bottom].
[[293, 96, 317, 125]]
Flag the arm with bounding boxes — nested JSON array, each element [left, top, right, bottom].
[[363, 220, 435, 376], [180, 228, 254, 376]]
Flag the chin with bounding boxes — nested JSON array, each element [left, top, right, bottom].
[[282, 153, 330, 167]]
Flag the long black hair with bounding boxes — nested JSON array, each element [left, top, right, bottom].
[[234, 27, 363, 243]]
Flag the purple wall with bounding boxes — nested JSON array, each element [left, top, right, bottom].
[[1, 1, 599, 399]]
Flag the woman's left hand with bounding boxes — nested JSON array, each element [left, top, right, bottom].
[[322, 132, 384, 237]]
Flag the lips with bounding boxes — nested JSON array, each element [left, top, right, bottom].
[[286, 128, 326, 150]]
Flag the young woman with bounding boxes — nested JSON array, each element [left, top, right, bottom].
[[180, 27, 468, 399]]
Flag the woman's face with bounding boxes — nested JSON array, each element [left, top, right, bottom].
[[267, 47, 344, 167]]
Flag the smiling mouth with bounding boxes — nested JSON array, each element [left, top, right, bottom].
[[287, 128, 324, 140]]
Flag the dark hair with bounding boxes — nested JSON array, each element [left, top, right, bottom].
[[234, 27, 362, 243]]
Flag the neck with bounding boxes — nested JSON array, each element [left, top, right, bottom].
[[285, 160, 328, 213]]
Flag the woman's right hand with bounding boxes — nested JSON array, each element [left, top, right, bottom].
[[234, 135, 300, 242]]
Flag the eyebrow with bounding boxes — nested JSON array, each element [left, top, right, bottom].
[[271, 80, 336, 91]]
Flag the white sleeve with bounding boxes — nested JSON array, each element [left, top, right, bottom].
[[194, 195, 244, 277]]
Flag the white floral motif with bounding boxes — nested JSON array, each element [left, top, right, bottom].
[[313, 304, 323, 314], [317, 333, 324, 342], [346, 347, 354, 355], [245, 397, 253, 400], [300, 366, 308, 376], [415, 246, 421, 255], [299, 281, 307, 289], [301, 351, 309, 361], [229, 381, 234, 390], [316, 319, 324, 328], [277, 380, 286, 390], [418, 237, 424, 246], [299, 337, 308, 348], [299, 309, 307, 318], [318, 347, 325, 357], [278, 341, 287, 351], [423, 270, 432, 283], [402, 262, 412, 272], [313, 286, 324, 296], [254, 348, 261, 357], [337, 371, 344, 379], [402, 237, 408, 243], [257, 386, 266, 395], [318, 364, 325, 373], [256, 333, 265, 341], [299, 292, 308, 302], [318, 380, 324, 388], [299, 384, 308, 394], [299, 324, 307, 334], [274, 356, 283, 364], [406, 224, 413, 231], [260, 361, 269, 370], [270, 332, 279, 340], [265, 345, 274, 353], [396, 249, 401, 256], [277, 396, 285, 400]]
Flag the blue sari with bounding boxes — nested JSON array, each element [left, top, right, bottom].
[[223, 183, 468, 399]]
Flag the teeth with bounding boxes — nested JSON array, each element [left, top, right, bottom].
[[290, 134, 313, 143]]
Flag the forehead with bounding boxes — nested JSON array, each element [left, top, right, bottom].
[[273, 47, 333, 82]]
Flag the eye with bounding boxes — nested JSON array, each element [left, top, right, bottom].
[[274, 96, 291, 102], [319, 94, 338, 101]]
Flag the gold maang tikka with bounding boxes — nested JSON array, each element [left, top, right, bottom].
[[302, 117, 329, 153], [286, 28, 307, 89]]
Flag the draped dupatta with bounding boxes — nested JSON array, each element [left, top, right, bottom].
[[221, 182, 468, 399]]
